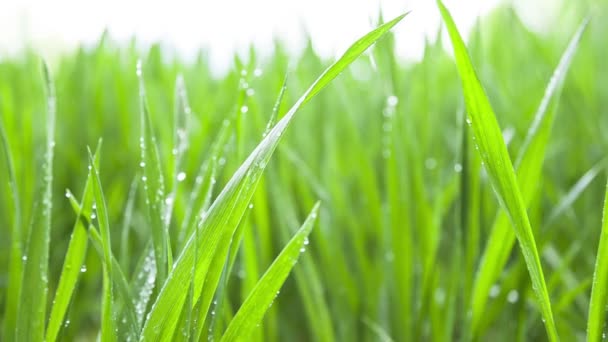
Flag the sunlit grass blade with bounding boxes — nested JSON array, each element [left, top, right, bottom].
[[137, 60, 170, 285], [65, 190, 140, 340], [220, 202, 320, 342], [0, 79, 22, 342], [468, 17, 588, 335], [45, 144, 100, 342], [437, 2, 559, 339], [15, 60, 56, 341], [140, 14, 407, 341], [88, 148, 117, 342], [587, 176, 608, 341]]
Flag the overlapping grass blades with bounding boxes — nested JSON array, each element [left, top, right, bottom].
[[469, 18, 589, 336], [140, 13, 407, 340], [438, 1, 562, 340]]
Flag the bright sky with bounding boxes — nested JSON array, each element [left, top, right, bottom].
[[0, 0, 549, 71]]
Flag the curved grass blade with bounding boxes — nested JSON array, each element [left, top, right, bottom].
[[437, 2, 558, 339], [0, 82, 22, 342], [468, 18, 589, 335], [45, 144, 101, 342], [15, 60, 56, 341], [587, 176, 608, 341], [220, 202, 320, 342], [140, 13, 408, 341]]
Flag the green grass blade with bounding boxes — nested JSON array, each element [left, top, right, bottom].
[[15, 60, 56, 341], [469, 18, 588, 335], [88, 148, 117, 342], [140, 14, 407, 341], [137, 60, 170, 285], [45, 144, 101, 342], [587, 176, 608, 341], [437, 2, 558, 339], [0, 80, 22, 342], [220, 202, 320, 342]]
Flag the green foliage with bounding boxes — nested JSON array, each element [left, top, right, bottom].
[[0, 2, 607, 341]]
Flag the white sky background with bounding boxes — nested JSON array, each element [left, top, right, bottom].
[[0, 0, 556, 72]]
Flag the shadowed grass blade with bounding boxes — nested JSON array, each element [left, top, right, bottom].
[[140, 13, 408, 341], [587, 176, 608, 341], [437, 2, 558, 340], [469, 18, 589, 335], [220, 202, 320, 342], [15, 60, 56, 341]]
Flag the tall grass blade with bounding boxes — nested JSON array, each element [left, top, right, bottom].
[[0, 77, 22, 342], [137, 60, 170, 285], [15, 60, 56, 341], [437, 2, 559, 339], [469, 18, 588, 335], [220, 202, 320, 342], [587, 176, 608, 341], [45, 144, 101, 342]]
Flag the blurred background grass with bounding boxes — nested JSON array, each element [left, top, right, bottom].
[[1, 0, 607, 340]]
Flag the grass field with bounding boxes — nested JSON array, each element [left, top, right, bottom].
[[1, 1, 607, 341]]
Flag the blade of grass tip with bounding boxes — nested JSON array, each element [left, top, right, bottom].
[[468, 18, 588, 336], [587, 176, 608, 341], [263, 73, 288, 137], [45, 143, 101, 342], [140, 14, 408, 341], [137, 59, 170, 285], [220, 202, 320, 342], [0, 87, 22, 342], [88, 148, 117, 342], [15, 60, 56, 341], [437, 2, 558, 340]]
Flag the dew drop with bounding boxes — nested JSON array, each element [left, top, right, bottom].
[[507, 289, 519, 303], [136, 60, 143, 76], [177, 172, 187, 182], [454, 163, 463, 173], [253, 68, 263, 77], [303, 238, 309, 245], [140, 161, 146, 168], [65, 190, 71, 198], [248, 203, 254, 209], [142, 176, 148, 182], [246, 88, 255, 97], [387, 95, 398, 107], [240, 105, 249, 114], [489, 284, 501, 298], [80, 265, 87, 273]]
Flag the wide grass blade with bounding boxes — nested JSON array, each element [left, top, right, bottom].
[[15, 60, 56, 341], [469, 18, 589, 335], [0, 75, 22, 342], [587, 176, 608, 341], [220, 202, 320, 342], [140, 13, 407, 341], [45, 144, 101, 342], [437, 2, 558, 339]]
